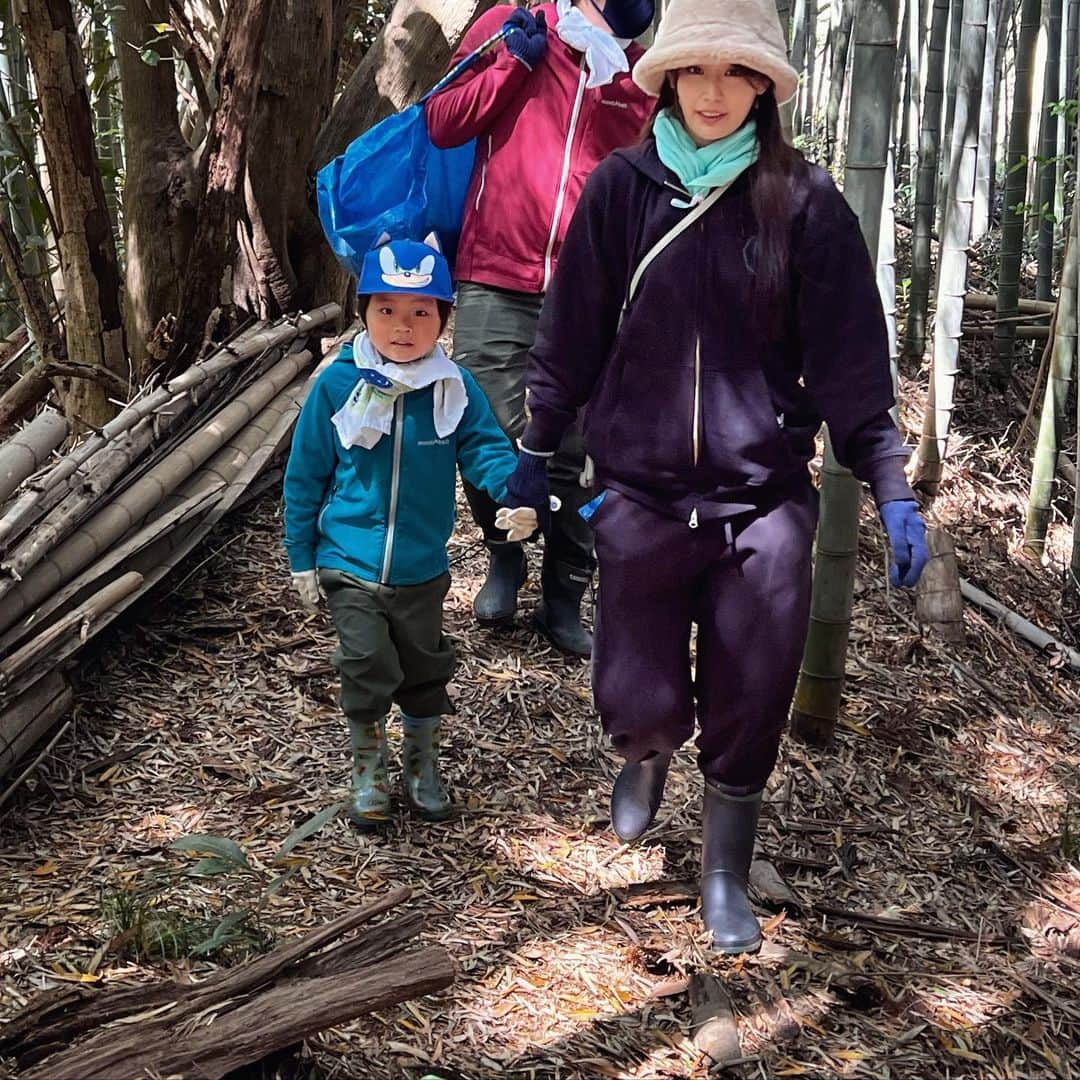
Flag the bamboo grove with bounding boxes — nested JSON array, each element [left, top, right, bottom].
[[1, 0, 1080, 742]]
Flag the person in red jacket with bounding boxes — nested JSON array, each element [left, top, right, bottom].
[[426, 0, 654, 656]]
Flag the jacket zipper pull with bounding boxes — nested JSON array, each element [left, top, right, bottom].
[[689, 507, 699, 529]]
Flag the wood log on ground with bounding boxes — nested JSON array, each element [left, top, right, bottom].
[[1, 887, 454, 1079], [0, 411, 68, 503], [916, 528, 965, 643]]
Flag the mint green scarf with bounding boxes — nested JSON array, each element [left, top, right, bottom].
[[653, 108, 760, 196]]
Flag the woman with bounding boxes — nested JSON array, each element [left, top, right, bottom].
[[503, 0, 928, 953]]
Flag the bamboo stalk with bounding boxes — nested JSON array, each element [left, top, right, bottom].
[[792, 0, 898, 746], [959, 578, 1080, 669], [1023, 193, 1079, 556], [0, 411, 68, 503], [912, 0, 990, 494], [964, 292, 1055, 313]]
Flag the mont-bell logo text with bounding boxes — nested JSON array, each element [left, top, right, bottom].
[[417, 438, 449, 447]]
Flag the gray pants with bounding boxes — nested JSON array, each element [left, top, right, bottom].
[[452, 282, 595, 573], [319, 569, 455, 724]]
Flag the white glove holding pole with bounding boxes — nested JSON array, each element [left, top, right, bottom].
[[291, 570, 322, 609]]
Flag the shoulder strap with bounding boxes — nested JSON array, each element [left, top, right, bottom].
[[621, 183, 730, 320]]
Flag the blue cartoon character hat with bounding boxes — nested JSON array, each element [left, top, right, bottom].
[[357, 232, 455, 302]]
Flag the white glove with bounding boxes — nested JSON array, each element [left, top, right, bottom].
[[291, 570, 322, 609], [495, 506, 539, 542]]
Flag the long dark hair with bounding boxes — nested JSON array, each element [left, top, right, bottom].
[[645, 75, 803, 334]]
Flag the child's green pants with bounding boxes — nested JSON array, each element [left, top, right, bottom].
[[318, 569, 455, 724]]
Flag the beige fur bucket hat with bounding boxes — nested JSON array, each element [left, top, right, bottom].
[[633, 0, 800, 104]]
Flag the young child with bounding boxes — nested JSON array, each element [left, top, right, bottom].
[[503, 0, 929, 952], [283, 234, 532, 827]]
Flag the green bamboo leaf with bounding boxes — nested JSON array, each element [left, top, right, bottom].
[[170, 834, 251, 871], [188, 857, 237, 877], [272, 802, 345, 864], [139, 47, 160, 67], [191, 910, 251, 956]]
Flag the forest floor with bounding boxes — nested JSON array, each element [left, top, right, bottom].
[[2, 268, 1080, 1077]]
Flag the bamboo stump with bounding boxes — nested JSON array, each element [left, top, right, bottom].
[[915, 528, 965, 642]]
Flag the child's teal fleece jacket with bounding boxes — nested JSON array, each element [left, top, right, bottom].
[[283, 342, 517, 586]]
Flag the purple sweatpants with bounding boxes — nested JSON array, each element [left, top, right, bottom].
[[590, 484, 819, 795]]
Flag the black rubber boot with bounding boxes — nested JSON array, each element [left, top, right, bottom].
[[533, 559, 592, 657], [701, 782, 763, 954], [473, 542, 527, 626], [610, 752, 673, 842]]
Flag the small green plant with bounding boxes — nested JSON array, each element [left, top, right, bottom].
[[103, 802, 344, 963]]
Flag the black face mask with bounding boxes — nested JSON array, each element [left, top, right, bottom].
[[588, 0, 656, 40]]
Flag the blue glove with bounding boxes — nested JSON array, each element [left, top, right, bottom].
[[504, 450, 551, 537], [879, 500, 929, 588], [503, 8, 547, 70]]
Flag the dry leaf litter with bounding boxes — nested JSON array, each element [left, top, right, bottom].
[[0, 305, 1078, 1079]]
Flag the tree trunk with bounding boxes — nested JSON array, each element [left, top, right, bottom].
[[161, 0, 273, 372], [826, 0, 855, 163], [912, 0, 989, 495], [903, 0, 948, 361], [304, 0, 498, 319], [114, 0, 197, 377], [790, 0, 898, 746], [1025, 201, 1078, 557], [0, 1, 46, 286], [233, 0, 339, 319], [312, 0, 498, 171], [970, 0, 998, 240], [1037, 0, 1063, 301], [992, 0, 1040, 385], [15, 0, 129, 429]]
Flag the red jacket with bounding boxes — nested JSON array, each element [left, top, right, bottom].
[[425, 2, 652, 294]]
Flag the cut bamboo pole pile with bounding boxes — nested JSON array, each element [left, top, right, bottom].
[[0, 304, 343, 790], [0, 886, 455, 1079]]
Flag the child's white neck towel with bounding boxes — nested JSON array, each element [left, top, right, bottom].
[[331, 331, 467, 450]]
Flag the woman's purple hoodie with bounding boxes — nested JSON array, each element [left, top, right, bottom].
[[520, 139, 915, 525]]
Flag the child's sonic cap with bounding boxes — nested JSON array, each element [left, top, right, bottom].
[[358, 232, 455, 303]]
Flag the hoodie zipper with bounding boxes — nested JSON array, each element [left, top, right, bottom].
[[692, 334, 702, 467], [474, 134, 492, 211], [542, 59, 588, 291], [380, 397, 405, 583]]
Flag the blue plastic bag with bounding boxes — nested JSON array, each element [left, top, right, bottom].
[[316, 28, 507, 276]]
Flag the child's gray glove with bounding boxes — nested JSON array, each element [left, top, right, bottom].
[[291, 570, 323, 609]]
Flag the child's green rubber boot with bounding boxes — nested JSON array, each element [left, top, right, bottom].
[[347, 717, 391, 827], [401, 715, 453, 821]]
